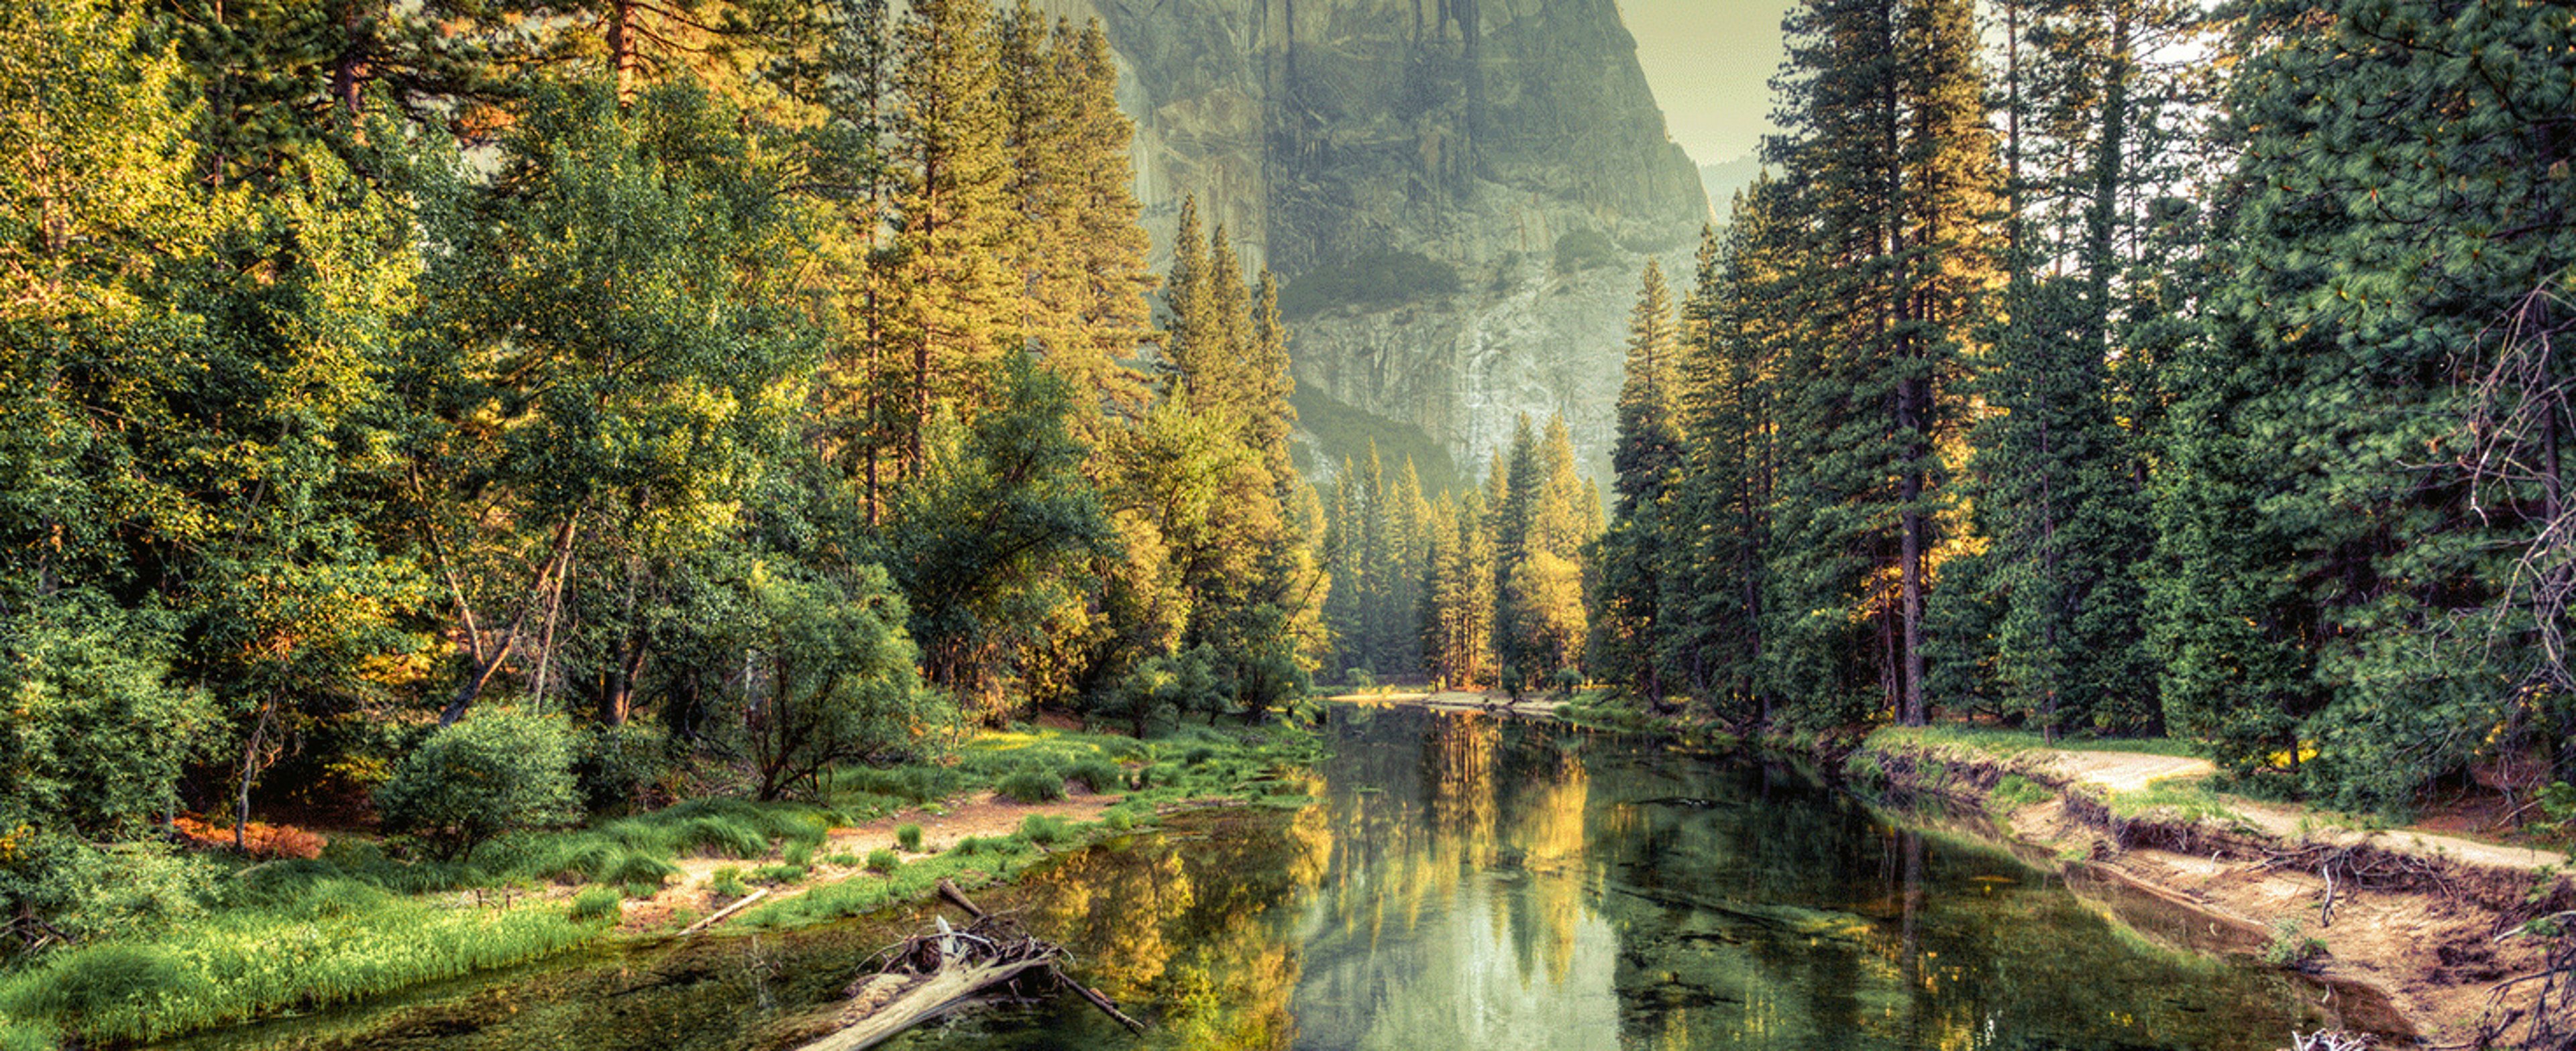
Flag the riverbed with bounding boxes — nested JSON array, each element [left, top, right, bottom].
[[166, 704, 2377, 1050]]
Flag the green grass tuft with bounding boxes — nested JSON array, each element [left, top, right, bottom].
[[1064, 759, 1124, 795], [865, 848, 900, 874], [996, 770, 1065, 804], [895, 823, 923, 852], [710, 866, 748, 899], [570, 887, 622, 922], [1018, 814, 1071, 846], [0, 891, 596, 1046]]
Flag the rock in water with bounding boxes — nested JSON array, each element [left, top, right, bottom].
[[1046, 0, 1710, 481]]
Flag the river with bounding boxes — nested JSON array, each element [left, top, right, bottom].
[[168, 704, 2379, 1050]]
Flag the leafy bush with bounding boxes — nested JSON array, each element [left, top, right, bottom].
[[578, 722, 670, 814], [570, 887, 622, 922], [865, 848, 900, 874], [1278, 250, 1460, 317], [376, 710, 580, 862], [895, 823, 923, 852], [1553, 228, 1619, 274], [997, 771, 1065, 804], [723, 567, 944, 801]]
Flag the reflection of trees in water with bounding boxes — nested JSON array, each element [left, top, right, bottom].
[[1584, 757, 2331, 1049], [1016, 805, 1330, 1050], [1503, 744, 1589, 987]]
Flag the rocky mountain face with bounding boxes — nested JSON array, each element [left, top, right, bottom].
[[1038, 0, 1710, 484]]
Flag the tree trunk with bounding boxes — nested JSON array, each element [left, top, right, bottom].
[[233, 700, 273, 852], [443, 514, 580, 726]]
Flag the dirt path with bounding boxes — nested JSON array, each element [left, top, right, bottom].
[[618, 789, 1122, 934]]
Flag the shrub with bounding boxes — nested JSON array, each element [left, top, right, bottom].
[[996, 771, 1064, 804], [570, 887, 622, 922], [1065, 759, 1124, 795], [376, 710, 580, 861], [865, 848, 900, 874], [578, 722, 670, 814], [168, 816, 326, 860], [895, 824, 923, 852]]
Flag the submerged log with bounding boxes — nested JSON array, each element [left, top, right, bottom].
[[788, 882, 1146, 1049], [677, 887, 770, 936]]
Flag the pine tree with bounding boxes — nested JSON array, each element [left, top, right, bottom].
[[881, 0, 1016, 473], [1764, 0, 2002, 726], [1592, 260, 1687, 700], [2155, 0, 2575, 804]]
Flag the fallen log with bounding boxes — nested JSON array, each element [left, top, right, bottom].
[[677, 887, 769, 936], [791, 958, 1054, 1051], [788, 883, 1147, 1049]]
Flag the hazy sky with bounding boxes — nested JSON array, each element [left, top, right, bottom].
[[1616, 0, 1794, 166]]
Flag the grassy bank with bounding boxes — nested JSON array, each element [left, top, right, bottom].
[[0, 722, 1321, 1050]]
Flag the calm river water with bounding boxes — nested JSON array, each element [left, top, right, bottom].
[[170, 704, 2383, 1051]]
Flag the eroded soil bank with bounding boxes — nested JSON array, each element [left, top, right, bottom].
[[1853, 734, 2575, 1045]]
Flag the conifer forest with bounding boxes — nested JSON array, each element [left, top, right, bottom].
[[0, 0, 2571, 1046]]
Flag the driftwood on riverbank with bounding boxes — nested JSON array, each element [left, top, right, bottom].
[[788, 880, 1143, 1051]]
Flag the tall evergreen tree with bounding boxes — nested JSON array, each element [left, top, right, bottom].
[[1764, 0, 2002, 725]]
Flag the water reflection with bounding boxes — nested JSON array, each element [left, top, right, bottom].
[[172, 707, 2367, 1051], [953, 706, 2355, 1050]]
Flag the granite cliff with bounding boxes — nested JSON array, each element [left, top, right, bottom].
[[1037, 0, 1710, 484]]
